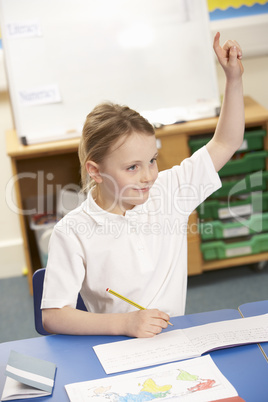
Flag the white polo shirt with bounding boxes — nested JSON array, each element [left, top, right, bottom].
[[41, 146, 221, 317]]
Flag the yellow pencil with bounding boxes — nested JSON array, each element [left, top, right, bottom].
[[106, 288, 173, 326]]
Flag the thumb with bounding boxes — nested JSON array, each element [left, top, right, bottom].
[[213, 32, 221, 59]]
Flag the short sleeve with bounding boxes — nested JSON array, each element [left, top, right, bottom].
[[157, 145, 222, 217], [41, 225, 86, 309]]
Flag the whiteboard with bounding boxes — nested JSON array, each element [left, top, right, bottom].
[[0, 0, 220, 144]]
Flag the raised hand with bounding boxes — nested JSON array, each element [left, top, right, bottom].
[[213, 32, 244, 80]]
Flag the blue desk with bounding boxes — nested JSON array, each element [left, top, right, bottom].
[[1, 309, 268, 402], [239, 300, 268, 362]]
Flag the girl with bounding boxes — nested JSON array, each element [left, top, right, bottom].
[[41, 33, 244, 337]]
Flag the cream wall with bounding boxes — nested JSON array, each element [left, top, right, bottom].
[[0, 56, 26, 278], [216, 55, 268, 110], [0, 50, 268, 278]]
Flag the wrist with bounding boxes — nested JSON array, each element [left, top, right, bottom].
[[225, 75, 243, 87], [105, 313, 129, 336]]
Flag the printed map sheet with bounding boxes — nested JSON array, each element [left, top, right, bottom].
[[65, 355, 237, 402]]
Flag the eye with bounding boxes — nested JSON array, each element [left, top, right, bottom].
[[127, 164, 137, 171], [150, 157, 157, 165]]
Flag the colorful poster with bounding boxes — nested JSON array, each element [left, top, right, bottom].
[[208, 0, 268, 11], [208, 0, 268, 19]]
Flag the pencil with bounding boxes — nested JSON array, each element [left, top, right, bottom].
[[106, 288, 173, 326]]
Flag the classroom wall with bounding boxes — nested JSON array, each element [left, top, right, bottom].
[[0, 50, 268, 278], [216, 55, 268, 111], [0, 54, 26, 277]]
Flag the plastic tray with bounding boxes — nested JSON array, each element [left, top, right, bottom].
[[201, 233, 268, 260], [218, 151, 268, 177], [197, 191, 268, 220], [200, 212, 268, 241], [209, 171, 268, 199], [188, 128, 266, 154]]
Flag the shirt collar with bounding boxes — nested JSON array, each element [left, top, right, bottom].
[[82, 187, 145, 225]]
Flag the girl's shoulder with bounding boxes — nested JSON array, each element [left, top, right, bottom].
[[54, 201, 93, 233], [157, 146, 209, 179], [155, 146, 212, 189]]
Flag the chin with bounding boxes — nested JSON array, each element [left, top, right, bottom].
[[132, 194, 150, 206], [133, 199, 147, 206]]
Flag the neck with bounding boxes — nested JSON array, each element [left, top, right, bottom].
[[92, 186, 131, 216]]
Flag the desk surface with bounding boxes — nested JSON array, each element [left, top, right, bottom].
[[239, 300, 268, 361], [239, 300, 268, 317], [1, 308, 268, 402]]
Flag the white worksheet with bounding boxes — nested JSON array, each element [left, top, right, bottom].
[[93, 314, 268, 374]]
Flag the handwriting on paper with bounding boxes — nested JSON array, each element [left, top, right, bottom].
[[94, 330, 199, 374], [185, 315, 268, 355]]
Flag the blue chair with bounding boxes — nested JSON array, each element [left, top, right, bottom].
[[32, 268, 87, 335]]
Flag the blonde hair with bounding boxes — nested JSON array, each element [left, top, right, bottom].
[[78, 102, 155, 193]]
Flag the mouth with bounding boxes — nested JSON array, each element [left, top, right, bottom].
[[133, 187, 150, 193]]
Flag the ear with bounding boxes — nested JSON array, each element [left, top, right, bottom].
[[85, 161, 103, 184]]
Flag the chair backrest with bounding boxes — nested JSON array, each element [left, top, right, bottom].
[[32, 268, 87, 335]]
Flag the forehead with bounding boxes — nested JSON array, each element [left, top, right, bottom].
[[109, 131, 157, 156]]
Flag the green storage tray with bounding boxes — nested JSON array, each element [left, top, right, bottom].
[[239, 129, 266, 152], [188, 128, 266, 154], [200, 212, 268, 241], [219, 151, 268, 177], [188, 135, 211, 154], [210, 170, 268, 199], [197, 191, 268, 220], [201, 233, 268, 260]]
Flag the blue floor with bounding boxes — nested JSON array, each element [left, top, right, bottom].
[[185, 263, 268, 314]]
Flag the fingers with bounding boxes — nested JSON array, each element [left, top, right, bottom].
[[232, 40, 243, 60], [152, 308, 170, 322], [228, 46, 241, 67], [215, 32, 243, 61], [129, 309, 171, 338], [223, 40, 243, 61], [145, 309, 170, 336], [125, 309, 172, 338]]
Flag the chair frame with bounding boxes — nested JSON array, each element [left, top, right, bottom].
[[32, 268, 86, 335]]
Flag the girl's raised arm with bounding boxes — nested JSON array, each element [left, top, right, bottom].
[[206, 32, 245, 172]]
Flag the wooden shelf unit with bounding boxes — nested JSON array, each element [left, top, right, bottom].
[[6, 97, 268, 293]]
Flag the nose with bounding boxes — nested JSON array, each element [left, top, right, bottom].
[[140, 166, 154, 183]]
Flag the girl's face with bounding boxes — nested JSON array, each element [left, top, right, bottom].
[[95, 131, 158, 214]]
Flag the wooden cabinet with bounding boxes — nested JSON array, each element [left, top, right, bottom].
[[6, 97, 268, 293]]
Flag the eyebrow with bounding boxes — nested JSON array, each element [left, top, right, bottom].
[[126, 152, 158, 166]]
